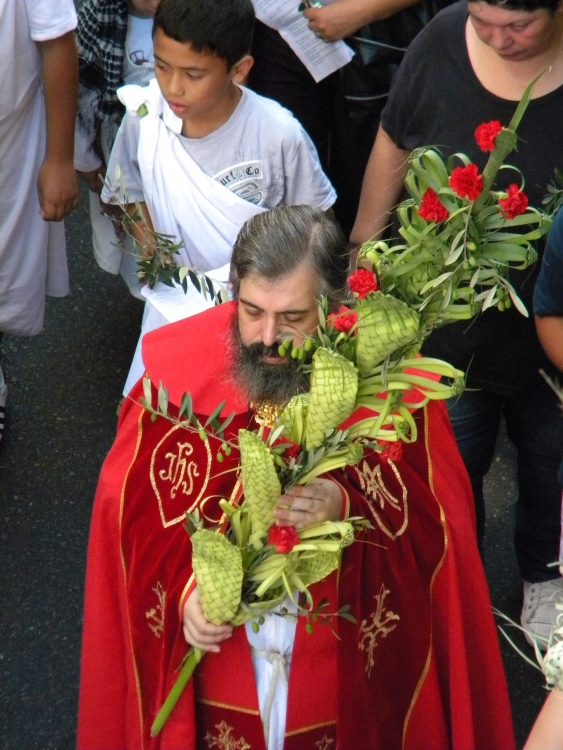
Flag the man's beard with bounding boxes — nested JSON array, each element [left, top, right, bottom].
[[231, 321, 310, 407]]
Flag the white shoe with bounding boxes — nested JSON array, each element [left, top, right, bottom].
[[521, 578, 563, 649], [0, 364, 6, 443]]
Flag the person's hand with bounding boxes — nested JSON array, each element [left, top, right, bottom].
[[274, 477, 342, 528], [304, 1, 367, 42], [79, 167, 106, 195], [182, 587, 233, 652], [37, 158, 79, 221]]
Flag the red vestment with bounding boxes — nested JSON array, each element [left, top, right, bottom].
[[78, 302, 515, 750]]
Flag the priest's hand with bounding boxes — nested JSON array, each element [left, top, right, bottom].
[[274, 477, 342, 529], [182, 587, 233, 652]]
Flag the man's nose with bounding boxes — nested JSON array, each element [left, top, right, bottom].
[[260, 317, 279, 347]]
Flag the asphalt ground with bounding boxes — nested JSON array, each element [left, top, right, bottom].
[[0, 186, 552, 748]]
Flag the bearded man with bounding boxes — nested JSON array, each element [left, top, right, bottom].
[[78, 206, 515, 750]]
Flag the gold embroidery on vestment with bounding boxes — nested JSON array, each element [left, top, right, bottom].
[[204, 720, 251, 750], [359, 583, 400, 678], [145, 582, 166, 638], [355, 459, 408, 539], [316, 735, 335, 749], [150, 423, 212, 528]]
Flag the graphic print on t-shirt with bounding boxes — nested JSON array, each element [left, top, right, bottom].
[[213, 160, 264, 206]]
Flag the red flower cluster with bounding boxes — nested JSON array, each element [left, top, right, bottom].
[[267, 525, 300, 553], [449, 163, 483, 201], [418, 187, 449, 223], [328, 311, 359, 334], [498, 184, 529, 220], [475, 120, 502, 152], [273, 437, 301, 461], [378, 440, 403, 463], [348, 268, 379, 298]]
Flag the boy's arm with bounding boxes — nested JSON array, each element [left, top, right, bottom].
[[304, 0, 424, 41], [125, 202, 156, 258], [350, 125, 410, 246], [38, 31, 80, 221]]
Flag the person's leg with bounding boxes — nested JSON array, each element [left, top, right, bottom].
[[503, 371, 563, 645], [504, 373, 563, 581], [446, 389, 503, 546]]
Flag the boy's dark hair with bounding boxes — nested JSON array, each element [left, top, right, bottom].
[[476, 0, 560, 12], [154, 0, 255, 69]]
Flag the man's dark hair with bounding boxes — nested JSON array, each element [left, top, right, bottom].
[[154, 0, 255, 69], [229, 205, 349, 311], [476, 0, 560, 12]]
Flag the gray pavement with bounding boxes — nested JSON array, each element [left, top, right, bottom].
[[0, 188, 552, 748]]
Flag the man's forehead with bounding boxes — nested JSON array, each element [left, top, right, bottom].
[[237, 266, 319, 312]]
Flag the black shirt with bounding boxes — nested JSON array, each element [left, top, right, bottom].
[[381, 1, 563, 392]]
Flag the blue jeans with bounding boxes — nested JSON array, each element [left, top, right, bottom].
[[447, 371, 563, 582]]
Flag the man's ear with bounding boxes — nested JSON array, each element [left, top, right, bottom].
[[231, 54, 254, 85]]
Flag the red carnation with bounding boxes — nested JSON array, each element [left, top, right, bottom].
[[475, 120, 502, 152], [498, 184, 529, 220], [328, 311, 359, 334], [348, 268, 379, 298], [418, 187, 449, 223], [268, 525, 300, 553], [378, 440, 403, 463], [449, 163, 484, 201], [273, 437, 301, 461]]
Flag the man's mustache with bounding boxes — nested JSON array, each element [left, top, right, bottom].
[[244, 341, 284, 359]]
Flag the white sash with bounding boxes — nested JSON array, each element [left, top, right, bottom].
[[118, 80, 266, 272]]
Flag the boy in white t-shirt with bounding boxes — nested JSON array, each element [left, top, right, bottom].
[[101, 0, 336, 392], [75, 0, 160, 294]]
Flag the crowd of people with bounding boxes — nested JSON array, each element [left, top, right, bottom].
[[2, 0, 563, 747]]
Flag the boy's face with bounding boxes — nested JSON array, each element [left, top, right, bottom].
[[153, 28, 252, 133]]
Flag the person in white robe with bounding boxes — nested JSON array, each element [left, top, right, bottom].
[[0, 0, 79, 440]]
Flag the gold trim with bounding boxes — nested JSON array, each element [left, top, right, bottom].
[[356, 459, 408, 540], [197, 698, 260, 716], [402, 405, 448, 748], [285, 720, 336, 737], [150, 423, 212, 528], [119, 409, 146, 748]]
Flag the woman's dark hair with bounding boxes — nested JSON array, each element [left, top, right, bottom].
[[229, 205, 349, 311], [475, 0, 560, 12], [154, 0, 255, 69]]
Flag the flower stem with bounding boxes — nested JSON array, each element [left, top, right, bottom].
[[150, 647, 204, 736]]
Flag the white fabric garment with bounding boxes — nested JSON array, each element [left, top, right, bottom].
[[119, 79, 267, 271], [0, 0, 77, 335], [245, 599, 298, 750]]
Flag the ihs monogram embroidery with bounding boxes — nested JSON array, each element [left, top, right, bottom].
[[145, 582, 166, 638], [355, 459, 408, 539], [159, 441, 200, 498], [358, 583, 400, 678], [204, 721, 250, 750]]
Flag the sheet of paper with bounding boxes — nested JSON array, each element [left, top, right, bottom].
[[252, 0, 354, 82], [141, 264, 230, 323]]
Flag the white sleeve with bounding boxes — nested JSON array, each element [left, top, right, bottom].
[[101, 115, 145, 205], [281, 124, 336, 211], [25, 0, 77, 41]]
